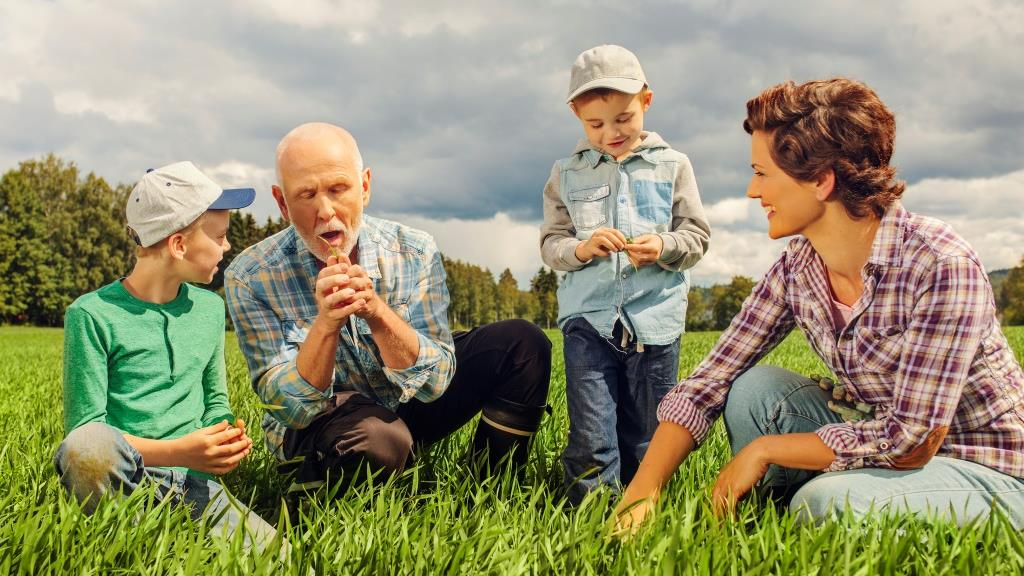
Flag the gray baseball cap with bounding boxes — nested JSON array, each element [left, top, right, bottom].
[[566, 45, 648, 103], [126, 161, 255, 247]]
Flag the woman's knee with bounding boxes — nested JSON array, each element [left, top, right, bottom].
[[723, 367, 798, 429]]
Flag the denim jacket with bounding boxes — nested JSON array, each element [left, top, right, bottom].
[[540, 132, 710, 345]]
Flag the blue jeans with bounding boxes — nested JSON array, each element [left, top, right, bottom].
[[723, 365, 1024, 528], [54, 422, 278, 550], [562, 317, 680, 505]]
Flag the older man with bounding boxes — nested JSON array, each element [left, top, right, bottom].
[[225, 123, 551, 490]]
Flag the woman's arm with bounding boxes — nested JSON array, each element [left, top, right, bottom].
[[711, 432, 835, 515], [613, 422, 696, 532]]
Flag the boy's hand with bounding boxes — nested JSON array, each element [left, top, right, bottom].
[[575, 228, 628, 262], [314, 254, 369, 329], [623, 234, 663, 267], [176, 420, 253, 476]]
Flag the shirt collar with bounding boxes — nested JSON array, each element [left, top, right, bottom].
[[573, 131, 667, 168], [866, 201, 908, 269]]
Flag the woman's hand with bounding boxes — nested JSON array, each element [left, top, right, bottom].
[[711, 440, 770, 517], [610, 495, 657, 538]]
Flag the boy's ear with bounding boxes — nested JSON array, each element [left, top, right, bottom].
[[168, 232, 188, 260], [641, 90, 653, 111], [569, 102, 579, 117], [813, 169, 836, 201]]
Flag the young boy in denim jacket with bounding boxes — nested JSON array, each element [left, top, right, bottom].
[[56, 162, 277, 548], [540, 45, 711, 504]]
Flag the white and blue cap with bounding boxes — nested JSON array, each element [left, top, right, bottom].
[[126, 161, 255, 247]]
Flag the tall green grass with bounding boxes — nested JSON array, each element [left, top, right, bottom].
[[1, 326, 1022, 574]]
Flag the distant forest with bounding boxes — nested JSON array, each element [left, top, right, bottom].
[[2, 155, 1022, 329]]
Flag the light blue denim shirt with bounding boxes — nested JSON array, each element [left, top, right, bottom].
[[540, 132, 710, 345]]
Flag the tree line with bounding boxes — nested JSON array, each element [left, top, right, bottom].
[[2, 155, 1022, 329]]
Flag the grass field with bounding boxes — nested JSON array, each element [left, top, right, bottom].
[[1, 326, 1023, 575]]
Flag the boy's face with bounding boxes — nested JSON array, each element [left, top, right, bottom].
[[572, 90, 652, 160], [182, 210, 231, 283]]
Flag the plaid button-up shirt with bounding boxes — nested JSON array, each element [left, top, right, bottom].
[[225, 215, 455, 459], [658, 203, 1024, 477]]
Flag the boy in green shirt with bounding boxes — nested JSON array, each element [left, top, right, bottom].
[[55, 161, 276, 547]]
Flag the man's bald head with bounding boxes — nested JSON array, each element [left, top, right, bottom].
[[275, 122, 364, 189]]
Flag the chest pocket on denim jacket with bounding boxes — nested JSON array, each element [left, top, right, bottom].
[[568, 184, 610, 230], [634, 180, 672, 225]]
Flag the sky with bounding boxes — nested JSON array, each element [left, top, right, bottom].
[[2, 0, 1022, 287]]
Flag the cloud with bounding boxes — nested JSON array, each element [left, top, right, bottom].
[[0, 0, 1021, 284], [902, 169, 1024, 271], [383, 212, 544, 289]]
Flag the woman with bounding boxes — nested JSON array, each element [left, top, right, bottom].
[[615, 77, 1024, 529]]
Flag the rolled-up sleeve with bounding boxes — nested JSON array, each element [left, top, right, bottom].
[[657, 255, 795, 444], [224, 272, 332, 430], [817, 256, 987, 471], [382, 245, 456, 403]]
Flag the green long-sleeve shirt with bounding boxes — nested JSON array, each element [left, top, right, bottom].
[[62, 280, 235, 463]]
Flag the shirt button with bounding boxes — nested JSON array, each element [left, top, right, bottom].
[[621, 272, 628, 279], [879, 440, 891, 450]]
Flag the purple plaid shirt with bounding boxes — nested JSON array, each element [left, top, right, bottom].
[[658, 203, 1024, 477]]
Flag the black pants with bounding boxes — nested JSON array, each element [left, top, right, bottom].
[[283, 319, 551, 484]]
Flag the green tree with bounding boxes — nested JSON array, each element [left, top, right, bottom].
[[496, 268, 519, 321], [999, 256, 1024, 325], [0, 155, 132, 325], [711, 276, 756, 330], [529, 267, 559, 328], [685, 285, 713, 332]]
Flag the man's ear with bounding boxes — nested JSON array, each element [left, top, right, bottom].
[[361, 168, 372, 207], [814, 169, 836, 201], [272, 185, 291, 222]]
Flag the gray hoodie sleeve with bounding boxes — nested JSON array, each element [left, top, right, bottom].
[[540, 162, 589, 272], [657, 154, 711, 272]]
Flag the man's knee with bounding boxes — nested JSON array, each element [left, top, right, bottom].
[[347, 416, 413, 476]]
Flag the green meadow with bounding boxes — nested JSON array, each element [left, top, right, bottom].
[[1, 326, 1022, 575]]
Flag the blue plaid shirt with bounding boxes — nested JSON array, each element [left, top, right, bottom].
[[224, 215, 455, 459]]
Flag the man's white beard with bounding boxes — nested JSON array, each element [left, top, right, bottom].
[[307, 214, 362, 262]]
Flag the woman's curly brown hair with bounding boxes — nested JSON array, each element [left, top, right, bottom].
[[743, 78, 905, 219]]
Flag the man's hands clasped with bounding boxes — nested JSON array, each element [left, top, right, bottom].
[[315, 252, 382, 329]]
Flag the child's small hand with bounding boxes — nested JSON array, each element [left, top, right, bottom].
[[177, 420, 253, 475], [623, 234, 663, 267], [575, 228, 627, 262]]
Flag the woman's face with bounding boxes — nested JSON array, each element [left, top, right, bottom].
[[746, 130, 827, 239]]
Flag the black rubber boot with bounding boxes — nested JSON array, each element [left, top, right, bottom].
[[471, 396, 548, 474]]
